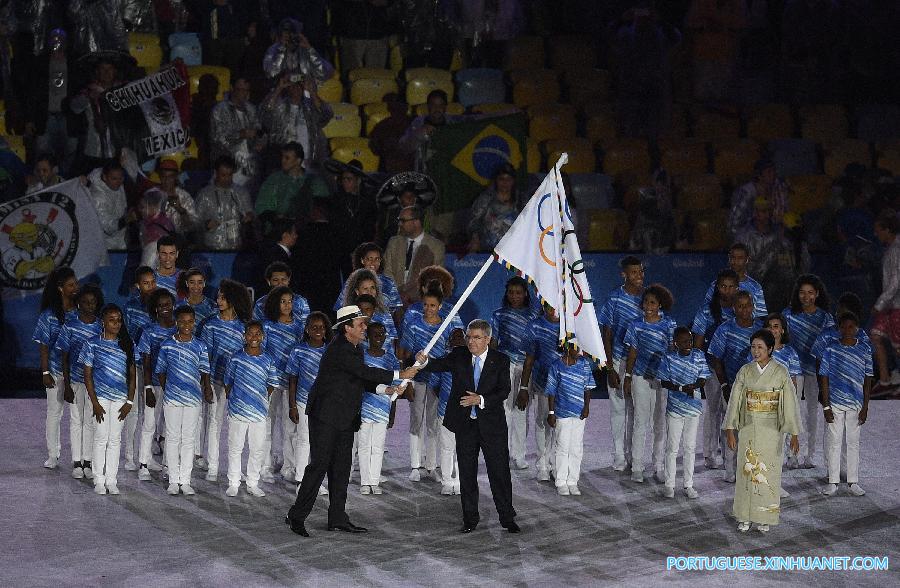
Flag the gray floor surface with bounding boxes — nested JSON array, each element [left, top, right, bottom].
[[2, 398, 899, 587]]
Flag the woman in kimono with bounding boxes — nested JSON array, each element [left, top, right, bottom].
[[724, 329, 800, 533]]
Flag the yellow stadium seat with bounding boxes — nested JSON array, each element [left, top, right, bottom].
[[746, 103, 794, 142], [602, 139, 651, 178], [799, 104, 848, 143], [693, 111, 740, 141], [528, 103, 577, 144], [788, 174, 833, 214], [660, 139, 709, 176], [450, 48, 464, 72], [563, 68, 611, 108], [677, 174, 723, 211], [589, 209, 629, 251], [350, 77, 399, 105], [3, 134, 26, 161], [323, 102, 362, 139], [129, 32, 162, 71], [471, 102, 517, 115], [413, 102, 464, 116], [188, 65, 230, 100], [504, 36, 545, 71], [0, 110, 7, 135], [511, 70, 559, 108], [713, 139, 761, 184], [183, 138, 199, 159], [389, 44, 403, 72], [823, 139, 871, 177], [548, 144, 595, 174], [544, 137, 592, 157], [659, 103, 690, 140], [691, 209, 729, 250], [406, 76, 454, 106], [317, 76, 344, 102], [348, 68, 396, 83], [877, 149, 900, 176], [585, 109, 617, 145], [405, 67, 453, 84], [548, 35, 596, 71], [329, 137, 379, 171], [526, 138, 541, 173]]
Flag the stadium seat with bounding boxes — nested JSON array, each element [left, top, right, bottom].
[[768, 138, 819, 177], [712, 139, 761, 184], [471, 103, 517, 115], [660, 139, 709, 176], [128, 32, 162, 71], [511, 70, 560, 108], [2, 134, 26, 161], [854, 104, 900, 144], [745, 103, 794, 142], [563, 67, 611, 109], [350, 77, 399, 105], [389, 43, 403, 72], [693, 111, 740, 141], [588, 209, 629, 251], [363, 103, 391, 135], [413, 102, 464, 116], [528, 104, 577, 144], [788, 174, 833, 214], [188, 65, 230, 100], [504, 36, 545, 71], [455, 68, 506, 107], [317, 76, 344, 103], [659, 103, 690, 140], [799, 104, 848, 143], [568, 173, 615, 209], [329, 137, 379, 171], [526, 138, 541, 173], [546, 139, 595, 174], [323, 103, 362, 139], [877, 149, 900, 176], [168, 32, 202, 66], [406, 74, 454, 105], [348, 68, 396, 83], [677, 174, 723, 211], [0, 105, 7, 135], [822, 139, 871, 177], [600, 139, 651, 179], [585, 108, 617, 145], [405, 67, 453, 84], [690, 209, 729, 250], [548, 35, 596, 71]]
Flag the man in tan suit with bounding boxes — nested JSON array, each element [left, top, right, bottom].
[[383, 205, 446, 305]]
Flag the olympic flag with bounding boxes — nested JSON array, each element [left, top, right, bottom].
[[493, 154, 606, 363]]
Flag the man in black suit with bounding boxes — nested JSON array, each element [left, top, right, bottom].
[[256, 216, 296, 293], [286, 305, 419, 537], [417, 319, 520, 533]]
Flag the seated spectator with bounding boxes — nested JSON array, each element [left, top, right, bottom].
[[210, 77, 264, 190], [333, 0, 395, 74], [630, 169, 677, 254], [375, 172, 438, 245], [70, 57, 125, 174], [467, 163, 522, 252], [195, 156, 254, 250], [87, 162, 135, 253], [26, 154, 65, 195], [255, 142, 330, 221], [383, 204, 446, 305], [728, 158, 788, 238], [399, 89, 461, 172], [138, 189, 176, 266], [263, 18, 334, 82], [261, 73, 333, 168], [198, 0, 249, 77], [369, 94, 414, 174]]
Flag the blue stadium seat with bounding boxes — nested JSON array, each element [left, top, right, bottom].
[[169, 32, 202, 66], [455, 68, 506, 107]]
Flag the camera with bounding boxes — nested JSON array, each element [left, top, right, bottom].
[[289, 73, 305, 84]]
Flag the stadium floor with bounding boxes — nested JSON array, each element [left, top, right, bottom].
[[2, 397, 899, 587]]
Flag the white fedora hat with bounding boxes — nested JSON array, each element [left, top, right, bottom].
[[333, 305, 368, 330]]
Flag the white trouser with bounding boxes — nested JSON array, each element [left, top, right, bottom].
[[164, 404, 200, 485], [554, 417, 586, 486], [262, 388, 279, 475], [279, 388, 296, 474], [532, 387, 552, 473], [45, 373, 65, 460], [227, 416, 267, 488], [608, 358, 632, 463], [194, 400, 207, 459], [139, 385, 162, 466], [70, 382, 96, 463], [92, 398, 125, 487], [652, 386, 668, 474], [409, 382, 438, 470], [665, 414, 700, 489], [825, 407, 861, 484], [292, 404, 311, 482], [358, 421, 388, 486], [797, 375, 821, 463], [504, 362, 527, 462], [122, 371, 143, 464], [630, 375, 658, 472], [703, 373, 724, 460], [205, 382, 228, 475], [437, 416, 459, 485]]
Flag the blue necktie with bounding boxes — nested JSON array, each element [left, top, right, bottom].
[[471, 356, 481, 419]]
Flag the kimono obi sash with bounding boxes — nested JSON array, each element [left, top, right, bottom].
[[746, 388, 781, 413]]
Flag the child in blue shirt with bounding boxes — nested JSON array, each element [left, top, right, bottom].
[[252, 262, 310, 329], [122, 266, 158, 468], [546, 345, 594, 495], [659, 327, 710, 499], [176, 268, 217, 325], [225, 321, 279, 497], [156, 305, 212, 495], [81, 304, 136, 495], [819, 312, 874, 497]]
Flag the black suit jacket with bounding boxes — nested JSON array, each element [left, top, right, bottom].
[[423, 347, 511, 434], [306, 333, 395, 432]]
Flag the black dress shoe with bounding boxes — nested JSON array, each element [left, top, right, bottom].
[[459, 523, 478, 533], [284, 516, 309, 537], [328, 522, 368, 533], [502, 521, 521, 533]]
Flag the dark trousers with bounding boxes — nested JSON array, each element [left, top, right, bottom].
[[287, 416, 353, 527], [455, 419, 516, 527]]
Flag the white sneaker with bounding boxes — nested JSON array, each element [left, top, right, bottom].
[[106, 483, 120, 495], [246, 485, 265, 497], [167, 483, 179, 495], [537, 469, 551, 482], [662, 486, 675, 498], [371, 485, 383, 495], [848, 483, 866, 496], [631, 471, 644, 483], [138, 467, 152, 481], [724, 472, 736, 483], [224, 485, 238, 496], [756, 524, 769, 533], [83, 466, 94, 480], [780, 487, 790, 498], [427, 469, 441, 483], [71, 466, 84, 479], [260, 471, 276, 484], [568, 484, 581, 496], [453, 483, 461, 495], [409, 469, 421, 482], [194, 457, 208, 470], [147, 458, 164, 472], [684, 487, 699, 499], [556, 485, 570, 495], [714, 456, 724, 469], [361, 485, 371, 495], [123, 461, 138, 472], [514, 458, 529, 470], [205, 472, 218, 482], [318, 485, 329, 495], [612, 459, 626, 472], [441, 484, 454, 495], [94, 484, 107, 495], [737, 521, 750, 532], [181, 485, 196, 496], [279, 466, 294, 479], [822, 483, 838, 496], [44, 456, 59, 469]]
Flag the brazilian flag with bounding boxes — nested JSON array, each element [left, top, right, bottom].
[[427, 113, 528, 215]]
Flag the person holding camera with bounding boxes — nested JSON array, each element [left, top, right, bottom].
[[261, 73, 333, 169], [263, 18, 334, 83]]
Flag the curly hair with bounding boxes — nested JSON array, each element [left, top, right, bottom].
[[642, 283, 674, 312], [176, 267, 206, 300], [764, 313, 791, 345], [147, 288, 176, 323], [789, 273, 830, 314], [264, 285, 293, 322], [417, 265, 454, 297], [75, 284, 104, 314], [40, 266, 77, 322], [501, 276, 531, 308], [352, 242, 384, 271], [341, 268, 385, 313], [303, 311, 333, 343], [218, 278, 252, 322]]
